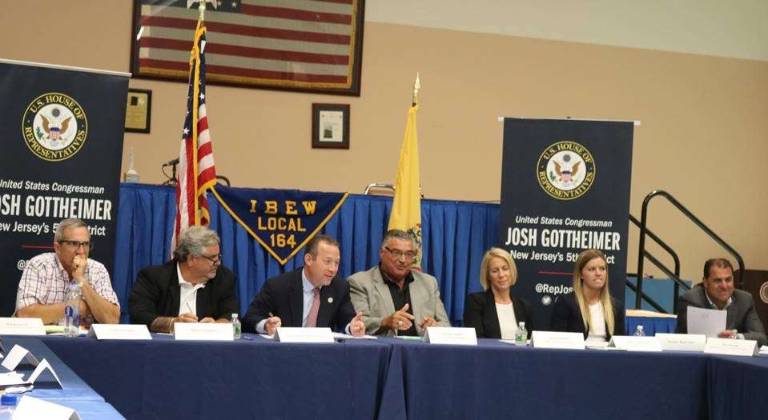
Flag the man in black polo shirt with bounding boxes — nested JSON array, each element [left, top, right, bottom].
[[348, 229, 450, 336]]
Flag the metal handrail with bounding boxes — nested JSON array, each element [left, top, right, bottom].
[[624, 278, 666, 313], [629, 214, 689, 313], [634, 190, 745, 309]]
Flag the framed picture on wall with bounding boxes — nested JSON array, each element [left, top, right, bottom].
[[312, 103, 350, 149], [125, 88, 152, 133]]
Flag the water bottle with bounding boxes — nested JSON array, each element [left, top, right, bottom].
[[232, 313, 241, 339], [633, 325, 645, 337], [515, 321, 527, 345], [0, 394, 19, 420], [64, 281, 82, 337]]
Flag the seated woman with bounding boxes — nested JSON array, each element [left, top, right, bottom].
[[551, 249, 625, 343], [463, 247, 532, 339]]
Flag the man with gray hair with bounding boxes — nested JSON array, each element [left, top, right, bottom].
[[16, 217, 120, 325], [348, 229, 450, 336], [129, 226, 239, 333]]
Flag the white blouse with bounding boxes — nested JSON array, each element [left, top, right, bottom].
[[495, 302, 518, 339], [586, 302, 607, 343]]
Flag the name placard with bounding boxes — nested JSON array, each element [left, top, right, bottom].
[[610, 336, 663, 352], [532, 331, 585, 350], [88, 324, 152, 340], [173, 323, 234, 341], [14, 396, 80, 420], [704, 337, 757, 356], [424, 327, 477, 346], [0, 317, 45, 336], [656, 333, 706, 352], [1, 344, 40, 371], [274, 327, 334, 343]]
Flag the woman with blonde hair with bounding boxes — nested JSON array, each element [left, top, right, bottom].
[[463, 247, 532, 339], [551, 249, 625, 342]]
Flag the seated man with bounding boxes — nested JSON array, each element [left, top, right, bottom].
[[676, 258, 767, 345], [244, 234, 364, 336], [16, 217, 120, 325], [129, 226, 239, 333], [348, 229, 451, 336]]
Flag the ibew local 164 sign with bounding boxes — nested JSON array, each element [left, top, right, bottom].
[[212, 186, 348, 265]]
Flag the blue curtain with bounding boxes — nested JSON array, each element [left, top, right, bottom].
[[113, 183, 499, 324]]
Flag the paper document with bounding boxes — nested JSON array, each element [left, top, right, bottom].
[[687, 306, 726, 337]]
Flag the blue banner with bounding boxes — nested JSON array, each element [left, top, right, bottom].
[[212, 186, 348, 265], [0, 60, 129, 316], [500, 118, 634, 328]]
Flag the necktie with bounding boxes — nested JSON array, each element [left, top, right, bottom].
[[305, 287, 320, 327]]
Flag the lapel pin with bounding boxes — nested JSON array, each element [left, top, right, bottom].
[[327, 297, 333, 304]]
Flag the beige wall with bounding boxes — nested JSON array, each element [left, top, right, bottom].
[[2, 1, 766, 282]]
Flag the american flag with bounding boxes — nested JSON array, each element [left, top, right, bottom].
[[133, 0, 364, 95], [172, 17, 217, 249]]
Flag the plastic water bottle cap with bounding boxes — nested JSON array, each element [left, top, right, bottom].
[[0, 394, 19, 406]]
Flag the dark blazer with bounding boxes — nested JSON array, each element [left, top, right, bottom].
[[243, 268, 356, 333], [128, 260, 239, 326], [463, 289, 533, 339], [551, 292, 625, 339], [676, 286, 767, 346]]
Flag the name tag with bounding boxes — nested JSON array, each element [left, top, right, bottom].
[[704, 337, 757, 356], [610, 336, 663, 352], [173, 323, 234, 341], [0, 317, 45, 336], [274, 327, 334, 343], [532, 331, 585, 350], [88, 324, 152, 340], [1, 344, 40, 370], [424, 327, 477, 346], [655, 333, 706, 352], [14, 396, 79, 420], [0, 358, 62, 388]]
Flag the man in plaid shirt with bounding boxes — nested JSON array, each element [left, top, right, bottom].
[[15, 217, 120, 325]]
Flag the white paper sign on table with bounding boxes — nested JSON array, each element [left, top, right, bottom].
[[173, 323, 234, 341], [424, 327, 477, 346], [1, 345, 39, 370], [274, 327, 334, 343], [655, 333, 707, 352], [14, 395, 80, 420], [0, 317, 45, 336], [704, 337, 757, 357], [531, 331, 585, 350], [89, 324, 152, 340], [610, 336, 663, 352]]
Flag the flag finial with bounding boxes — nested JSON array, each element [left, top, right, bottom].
[[412, 73, 421, 106]]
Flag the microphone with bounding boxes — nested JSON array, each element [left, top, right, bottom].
[[162, 158, 180, 167]]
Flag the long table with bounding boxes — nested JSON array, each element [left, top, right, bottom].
[[1, 337, 124, 419], [42, 334, 397, 419], [35, 335, 768, 420]]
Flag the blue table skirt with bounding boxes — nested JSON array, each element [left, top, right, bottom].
[[383, 338, 708, 420], [34, 334, 768, 420], [42, 334, 397, 420], [625, 315, 677, 336]]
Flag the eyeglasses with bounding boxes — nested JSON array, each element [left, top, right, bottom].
[[58, 240, 91, 250], [199, 253, 222, 264], [384, 247, 417, 260]]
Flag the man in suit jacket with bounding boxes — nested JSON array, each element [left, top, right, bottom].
[[348, 229, 450, 336], [676, 258, 766, 346], [243, 235, 365, 336], [129, 226, 239, 333]]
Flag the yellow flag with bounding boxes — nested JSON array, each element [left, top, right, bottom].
[[388, 104, 423, 264]]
